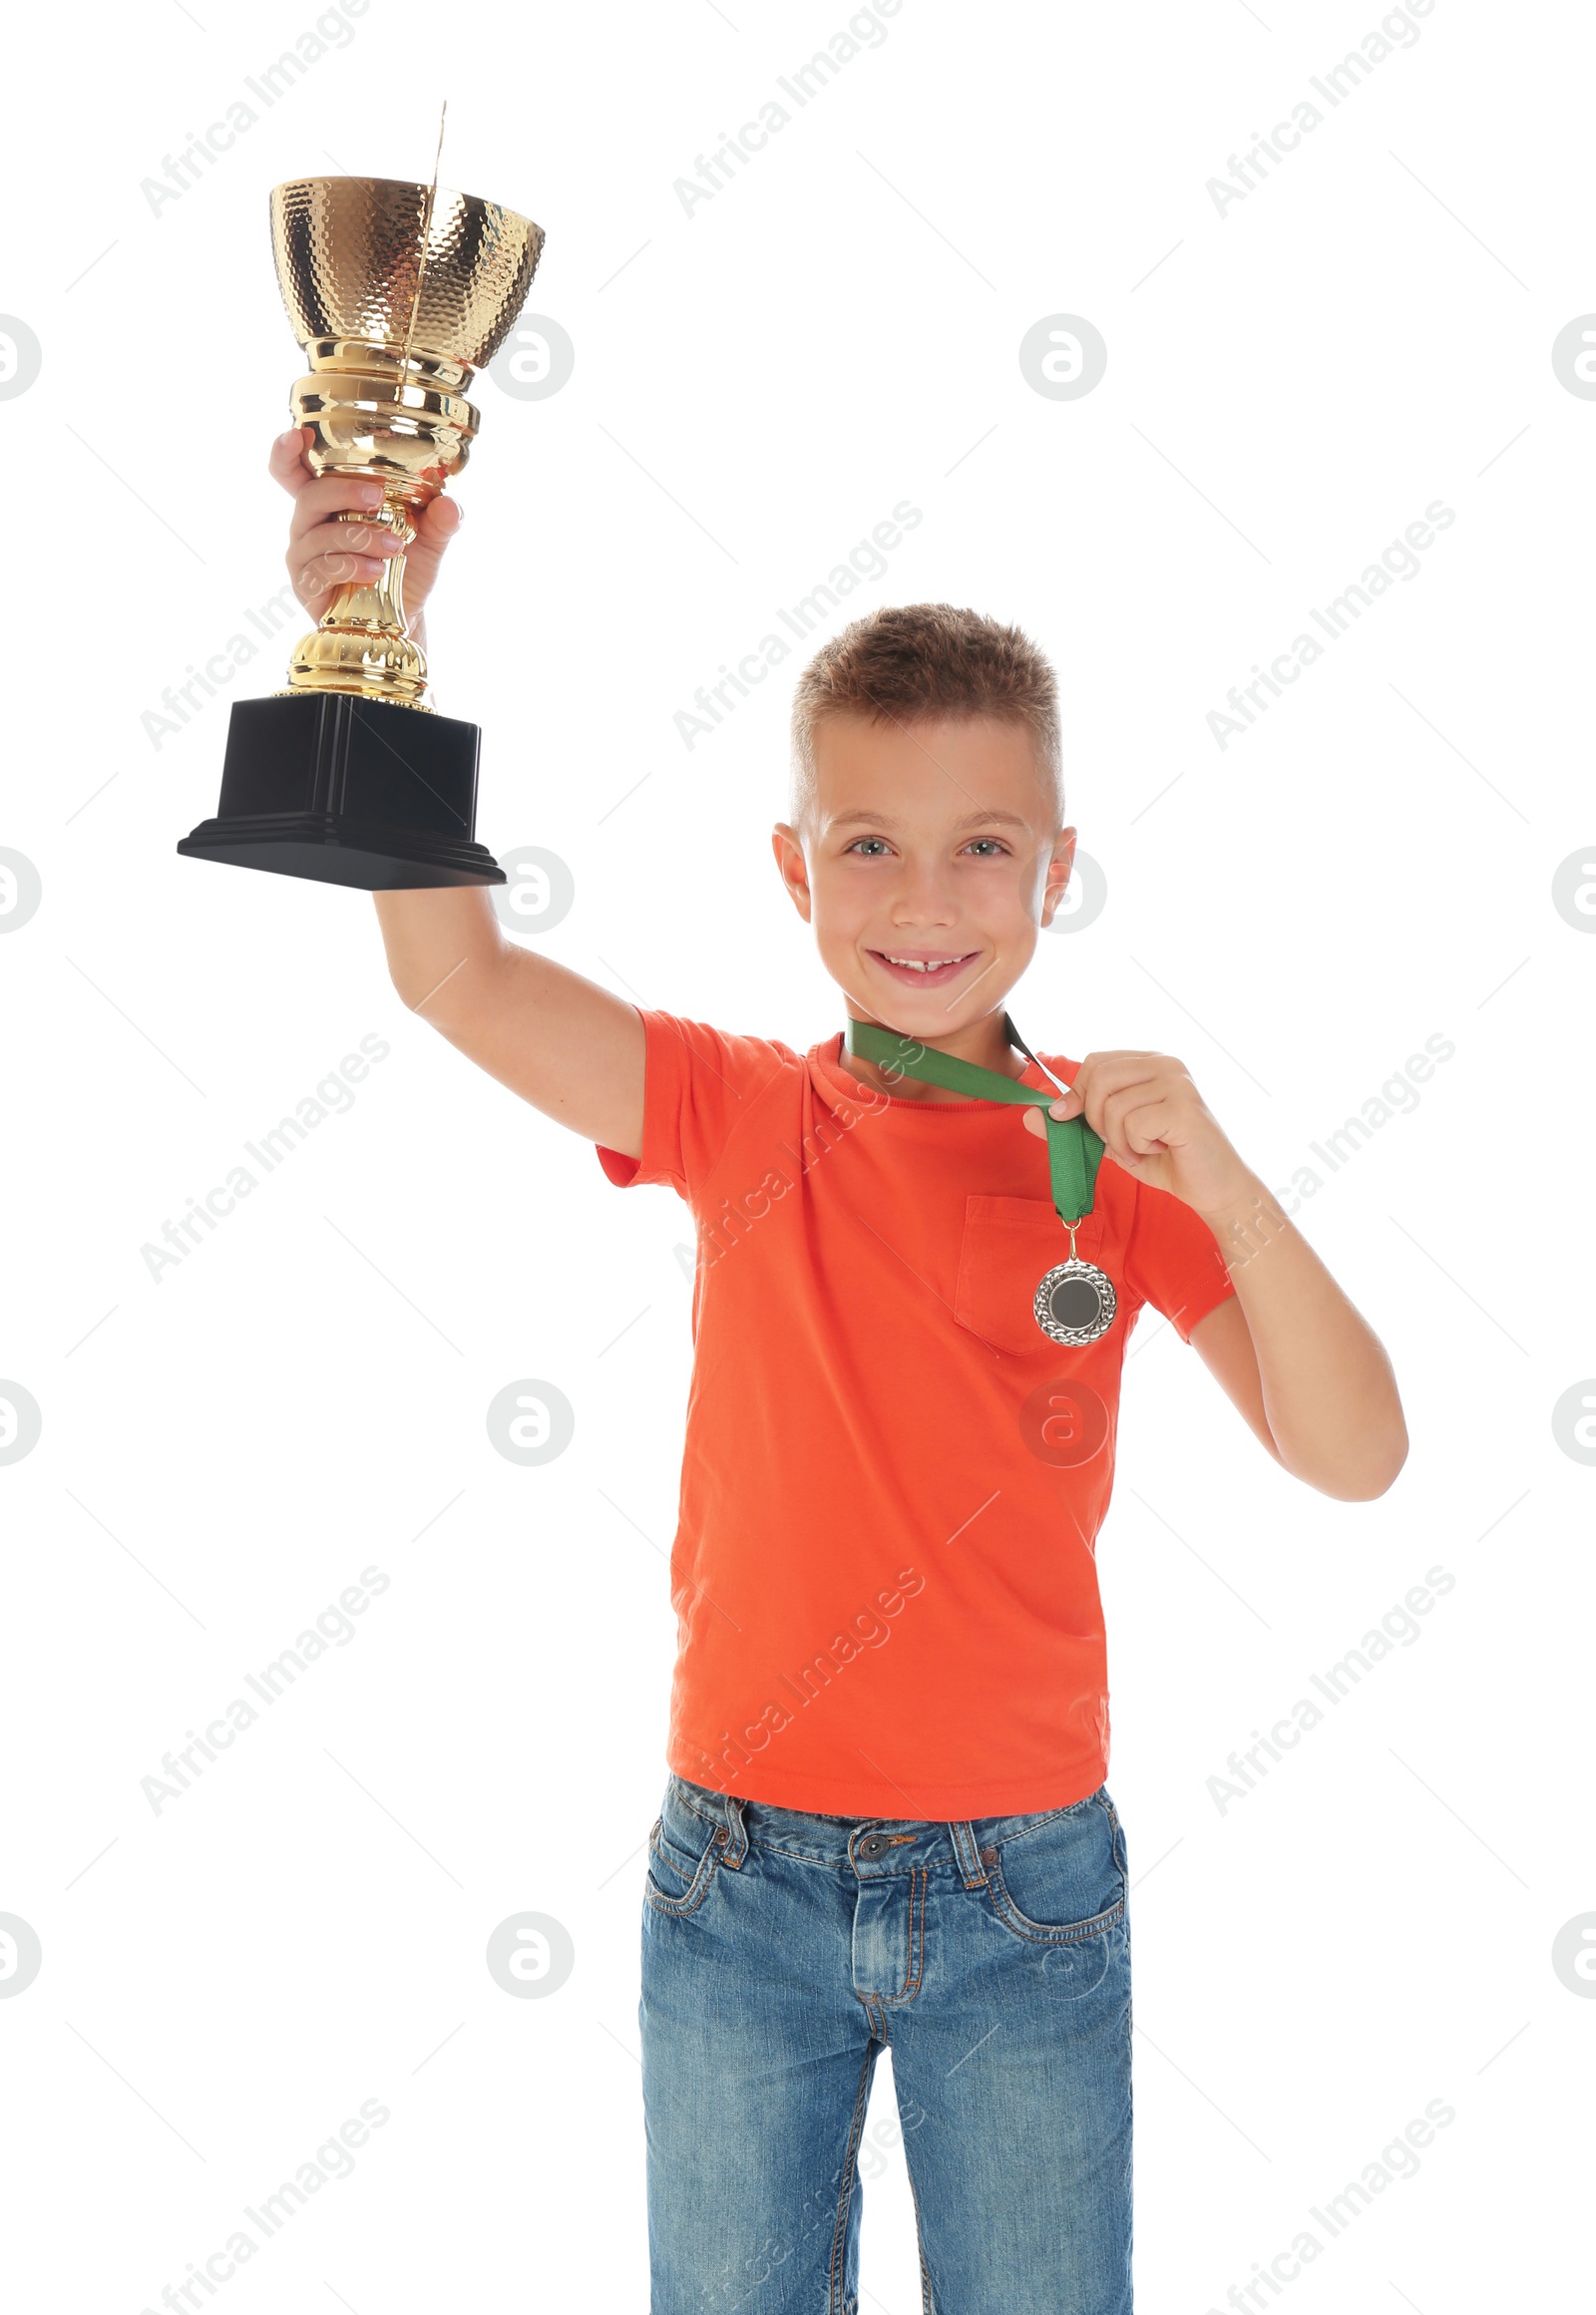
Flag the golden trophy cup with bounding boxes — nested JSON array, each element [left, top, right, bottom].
[[178, 173, 544, 888]]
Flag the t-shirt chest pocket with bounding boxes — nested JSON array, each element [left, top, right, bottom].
[[954, 1194, 1111, 1358]]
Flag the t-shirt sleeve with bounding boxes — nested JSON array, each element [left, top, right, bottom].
[[593, 1007, 791, 1202], [1122, 1178, 1237, 1344]]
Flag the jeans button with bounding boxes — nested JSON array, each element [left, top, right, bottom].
[[858, 1834, 885, 1860], [980, 1845, 998, 1865]]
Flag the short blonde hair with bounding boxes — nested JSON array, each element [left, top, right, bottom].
[[789, 602, 1063, 835]]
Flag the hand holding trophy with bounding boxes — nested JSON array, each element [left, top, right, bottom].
[[179, 163, 543, 889]]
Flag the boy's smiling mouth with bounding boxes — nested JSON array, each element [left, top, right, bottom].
[[867, 947, 981, 989]]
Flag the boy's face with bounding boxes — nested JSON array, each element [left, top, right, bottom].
[[771, 712, 1077, 1037]]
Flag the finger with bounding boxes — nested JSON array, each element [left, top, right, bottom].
[[267, 426, 317, 496], [1073, 1054, 1173, 1113], [285, 473, 399, 552], [296, 516, 405, 563], [402, 498, 460, 564], [287, 536, 401, 610], [415, 494, 463, 539], [1020, 1093, 1078, 1140], [288, 545, 393, 613], [1098, 1077, 1187, 1149], [1113, 1096, 1173, 1156], [1030, 1078, 1083, 1118], [305, 542, 396, 580], [398, 496, 462, 569], [1090, 1084, 1158, 1156], [1096, 1090, 1140, 1159]]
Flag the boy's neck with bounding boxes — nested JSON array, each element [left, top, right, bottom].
[[837, 1005, 1032, 1102]]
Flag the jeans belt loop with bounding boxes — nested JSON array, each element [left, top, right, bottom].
[[949, 1818, 991, 1887], [719, 1791, 748, 1868]]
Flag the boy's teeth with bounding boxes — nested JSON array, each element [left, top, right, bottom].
[[886, 955, 959, 969]]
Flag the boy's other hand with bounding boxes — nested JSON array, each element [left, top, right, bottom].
[[1021, 1049, 1257, 1219], [269, 426, 463, 627]]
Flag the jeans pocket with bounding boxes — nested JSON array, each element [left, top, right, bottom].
[[984, 1790, 1126, 1957], [644, 1791, 726, 1917]]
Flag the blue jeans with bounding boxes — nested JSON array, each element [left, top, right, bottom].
[[639, 1769, 1133, 2315]]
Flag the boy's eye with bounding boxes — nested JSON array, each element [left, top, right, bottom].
[[838, 838, 1014, 866]]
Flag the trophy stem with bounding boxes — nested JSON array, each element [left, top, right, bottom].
[[285, 497, 431, 708]]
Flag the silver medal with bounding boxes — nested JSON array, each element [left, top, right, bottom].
[[1033, 1220, 1117, 1347]]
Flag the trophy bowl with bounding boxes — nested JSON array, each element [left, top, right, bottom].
[[273, 175, 545, 504], [176, 174, 546, 890]]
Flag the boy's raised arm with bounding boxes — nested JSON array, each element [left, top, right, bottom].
[[371, 886, 645, 1157], [270, 426, 645, 1159]]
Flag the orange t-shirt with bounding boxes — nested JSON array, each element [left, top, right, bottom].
[[596, 1010, 1237, 1818]]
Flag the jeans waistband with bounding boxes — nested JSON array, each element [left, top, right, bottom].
[[666, 1769, 1107, 1882]]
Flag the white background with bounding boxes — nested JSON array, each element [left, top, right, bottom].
[[2, 0, 1592, 2307]]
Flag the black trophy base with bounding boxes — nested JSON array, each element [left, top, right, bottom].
[[177, 691, 506, 890]]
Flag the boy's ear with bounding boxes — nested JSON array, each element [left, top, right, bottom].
[[771, 822, 813, 920], [1038, 827, 1078, 926]]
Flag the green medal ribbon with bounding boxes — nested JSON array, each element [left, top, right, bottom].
[[844, 1011, 1104, 1228]]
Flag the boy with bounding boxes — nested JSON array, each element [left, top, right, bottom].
[[271, 429, 1407, 2314]]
